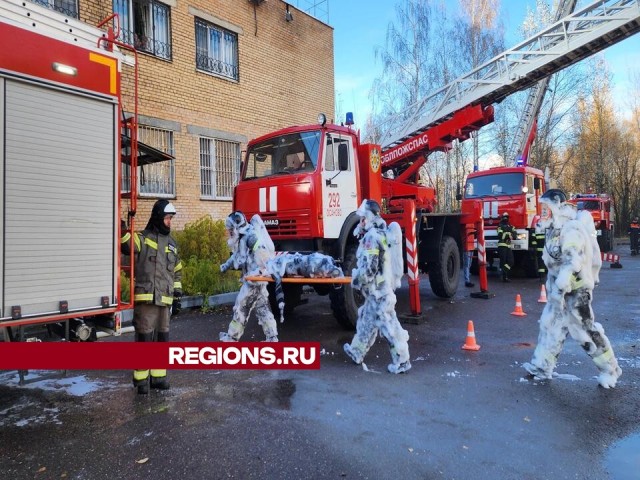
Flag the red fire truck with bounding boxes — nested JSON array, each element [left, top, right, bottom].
[[0, 0, 168, 341], [234, 0, 640, 328], [567, 194, 615, 252], [461, 166, 547, 276]]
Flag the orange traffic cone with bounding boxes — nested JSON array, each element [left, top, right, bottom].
[[511, 294, 527, 316], [461, 320, 481, 351], [537, 284, 547, 304]]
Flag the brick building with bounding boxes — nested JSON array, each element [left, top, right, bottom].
[[41, 0, 334, 228]]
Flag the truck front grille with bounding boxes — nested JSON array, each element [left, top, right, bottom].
[[260, 212, 311, 238]]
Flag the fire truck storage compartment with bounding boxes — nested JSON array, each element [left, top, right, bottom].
[[0, 77, 118, 320]]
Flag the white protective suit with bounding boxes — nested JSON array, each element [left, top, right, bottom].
[[523, 190, 622, 388], [219, 212, 279, 342], [267, 252, 344, 323], [343, 200, 411, 374]]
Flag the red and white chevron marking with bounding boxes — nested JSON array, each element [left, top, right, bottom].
[[406, 210, 418, 281]]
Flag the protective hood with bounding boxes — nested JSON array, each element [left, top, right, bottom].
[[354, 199, 385, 237], [226, 211, 249, 250], [537, 189, 575, 231], [146, 199, 176, 235]]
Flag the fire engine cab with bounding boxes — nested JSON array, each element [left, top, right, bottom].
[[461, 166, 546, 276], [567, 193, 615, 252]]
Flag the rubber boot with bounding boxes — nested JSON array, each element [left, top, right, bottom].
[[388, 361, 412, 374], [133, 332, 153, 394], [150, 376, 170, 390], [343, 343, 362, 365], [137, 378, 150, 395]]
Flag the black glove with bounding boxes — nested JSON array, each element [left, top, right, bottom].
[[172, 294, 182, 316]]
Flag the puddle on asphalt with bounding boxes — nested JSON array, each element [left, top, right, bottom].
[[605, 432, 640, 480], [261, 378, 296, 410]]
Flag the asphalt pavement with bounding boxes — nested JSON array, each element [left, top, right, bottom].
[[1, 248, 639, 480]]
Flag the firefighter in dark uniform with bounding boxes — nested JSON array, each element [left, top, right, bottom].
[[532, 228, 547, 281], [629, 216, 640, 255], [122, 199, 183, 394], [497, 212, 515, 282]]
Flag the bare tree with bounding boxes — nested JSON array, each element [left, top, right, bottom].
[[370, 0, 438, 120], [452, 0, 504, 175], [499, 0, 589, 180]]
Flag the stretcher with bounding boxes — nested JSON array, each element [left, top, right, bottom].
[[244, 275, 352, 284]]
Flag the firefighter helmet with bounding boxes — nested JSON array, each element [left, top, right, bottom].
[[151, 199, 177, 219], [148, 199, 176, 234]]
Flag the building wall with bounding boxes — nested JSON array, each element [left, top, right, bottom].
[[80, 0, 335, 229]]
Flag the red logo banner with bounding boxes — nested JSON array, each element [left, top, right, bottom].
[[0, 342, 321, 370]]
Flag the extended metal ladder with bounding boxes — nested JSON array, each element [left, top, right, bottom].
[[379, 0, 640, 151], [507, 0, 578, 166]]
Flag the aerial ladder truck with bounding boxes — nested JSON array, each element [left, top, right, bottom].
[[460, 0, 578, 277], [234, 0, 640, 328]]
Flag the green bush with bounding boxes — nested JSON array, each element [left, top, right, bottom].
[[120, 271, 131, 303], [174, 215, 228, 263], [174, 216, 240, 298]]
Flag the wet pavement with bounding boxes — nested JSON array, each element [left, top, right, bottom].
[[1, 249, 639, 479]]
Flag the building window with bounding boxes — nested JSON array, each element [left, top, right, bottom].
[[113, 0, 172, 60], [31, 0, 78, 17], [200, 138, 240, 200], [138, 126, 175, 196], [195, 18, 239, 81], [121, 126, 175, 197]]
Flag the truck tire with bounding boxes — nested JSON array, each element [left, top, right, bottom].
[[428, 235, 460, 298], [329, 244, 360, 330]]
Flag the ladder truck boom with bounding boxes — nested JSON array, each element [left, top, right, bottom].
[[508, 0, 578, 166], [379, 0, 640, 168]]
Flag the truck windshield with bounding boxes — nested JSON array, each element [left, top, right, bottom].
[[580, 200, 601, 210], [243, 131, 321, 180], [464, 173, 524, 197]]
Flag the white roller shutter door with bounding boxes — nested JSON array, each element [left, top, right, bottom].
[[3, 79, 117, 318]]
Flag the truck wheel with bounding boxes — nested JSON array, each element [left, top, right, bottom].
[[428, 235, 460, 298], [329, 244, 360, 330]]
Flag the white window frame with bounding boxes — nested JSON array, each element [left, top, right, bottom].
[[113, 0, 172, 60], [195, 18, 239, 81], [121, 126, 175, 197], [138, 126, 175, 197], [200, 137, 241, 200]]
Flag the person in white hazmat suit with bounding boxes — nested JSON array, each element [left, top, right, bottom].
[[523, 189, 622, 388], [219, 212, 279, 342], [343, 200, 411, 373]]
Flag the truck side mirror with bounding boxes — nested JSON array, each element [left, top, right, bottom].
[[338, 144, 349, 171], [534, 178, 541, 191], [456, 183, 462, 201]]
